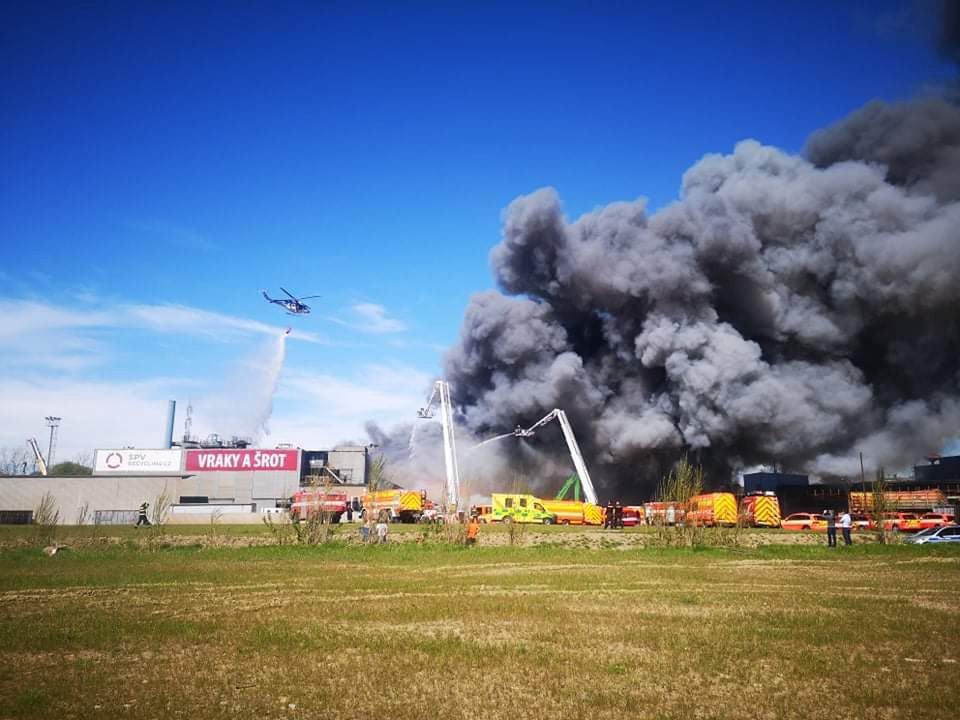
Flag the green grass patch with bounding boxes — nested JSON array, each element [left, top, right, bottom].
[[0, 539, 957, 719]]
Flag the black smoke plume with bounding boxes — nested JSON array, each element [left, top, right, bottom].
[[442, 98, 960, 499], [938, 0, 960, 67]]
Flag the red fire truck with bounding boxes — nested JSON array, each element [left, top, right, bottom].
[[290, 489, 348, 522]]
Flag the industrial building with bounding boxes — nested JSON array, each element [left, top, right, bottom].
[[743, 459, 960, 515], [0, 444, 374, 525]]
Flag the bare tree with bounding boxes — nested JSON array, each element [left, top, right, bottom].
[[871, 468, 893, 545], [74, 451, 94, 469], [0, 446, 31, 475]]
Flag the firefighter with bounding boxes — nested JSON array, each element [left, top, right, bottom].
[[466, 515, 480, 546], [605, 501, 614, 529], [135, 502, 151, 528], [614, 501, 624, 529]]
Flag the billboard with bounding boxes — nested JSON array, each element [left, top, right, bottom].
[[94, 449, 183, 474], [185, 448, 299, 472]]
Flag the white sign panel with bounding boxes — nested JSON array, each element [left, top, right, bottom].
[[94, 449, 183, 474]]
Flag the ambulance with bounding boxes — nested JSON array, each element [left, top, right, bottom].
[[488, 494, 557, 524]]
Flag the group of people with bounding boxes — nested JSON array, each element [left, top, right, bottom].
[[604, 501, 625, 529], [357, 513, 482, 546], [823, 509, 853, 546], [358, 517, 390, 543]]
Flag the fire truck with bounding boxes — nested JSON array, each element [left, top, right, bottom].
[[739, 492, 782, 528], [540, 499, 603, 525], [644, 501, 685, 526], [362, 489, 427, 523], [290, 488, 348, 522], [685, 492, 738, 527]]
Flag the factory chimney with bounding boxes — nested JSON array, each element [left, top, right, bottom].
[[163, 400, 176, 449]]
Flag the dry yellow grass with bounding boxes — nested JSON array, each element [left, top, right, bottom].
[[0, 534, 957, 719]]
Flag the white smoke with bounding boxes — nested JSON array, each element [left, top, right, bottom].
[[196, 331, 288, 441]]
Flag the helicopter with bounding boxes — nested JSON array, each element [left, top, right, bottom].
[[262, 287, 321, 315]]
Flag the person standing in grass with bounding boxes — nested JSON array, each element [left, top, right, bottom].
[[376, 518, 389, 544], [839, 509, 853, 546], [135, 502, 151, 528], [466, 515, 480, 546], [824, 509, 836, 547]]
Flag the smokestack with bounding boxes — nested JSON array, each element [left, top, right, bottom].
[[164, 400, 176, 449]]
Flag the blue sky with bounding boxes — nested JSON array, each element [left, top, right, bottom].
[[1, 1, 955, 460]]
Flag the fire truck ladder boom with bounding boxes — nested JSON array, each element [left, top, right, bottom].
[[27, 438, 48, 476], [518, 409, 598, 506], [417, 380, 462, 513]]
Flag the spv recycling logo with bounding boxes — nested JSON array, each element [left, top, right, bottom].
[[105, 452, 123, 469]]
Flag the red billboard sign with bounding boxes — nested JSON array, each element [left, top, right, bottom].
[[185, 449, 299, 472]]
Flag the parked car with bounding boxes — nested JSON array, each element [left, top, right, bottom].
[[903, 525, 960, 544], [781, 513, 828, 531], [872, 512, 921, 532], [918, 512, 956, 530]]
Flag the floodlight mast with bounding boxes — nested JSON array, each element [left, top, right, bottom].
[[417, 380, 462, 514]]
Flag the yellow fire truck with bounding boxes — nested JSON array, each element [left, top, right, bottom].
[[361, 489, 427, 523]]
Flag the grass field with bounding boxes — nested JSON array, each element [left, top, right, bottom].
[[0, 526, 958, 719]]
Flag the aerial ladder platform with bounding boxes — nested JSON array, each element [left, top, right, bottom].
[[468, 408, 599, 506]]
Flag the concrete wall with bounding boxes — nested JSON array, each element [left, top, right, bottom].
[[0, 475, 179, 524], [0, 472, 300, 524], [176, 470, 300, 505]]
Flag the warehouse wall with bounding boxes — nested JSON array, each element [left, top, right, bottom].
[[0, 475, 178, 524], [0, 473, 301, 524], [175, 470, 300, 505], [327, 446, 368, 485], [0, 446, 367, 524]]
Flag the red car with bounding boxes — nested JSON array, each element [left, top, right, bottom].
[[781, 513, 827, 531], [871, 512, 921, 532], [918, 512, 956, 530]]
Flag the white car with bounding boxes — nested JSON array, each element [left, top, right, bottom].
[[903, 525, 960, 544]]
